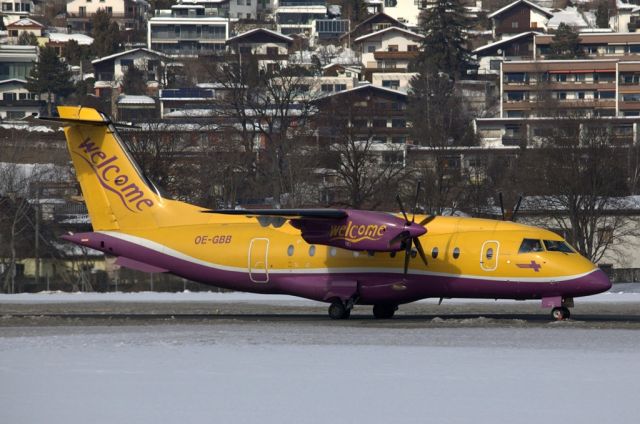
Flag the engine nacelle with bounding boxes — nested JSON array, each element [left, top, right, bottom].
[[291, 209, 425, 252]]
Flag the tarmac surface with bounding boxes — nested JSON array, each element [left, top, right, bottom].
[[2, 297, 640, 329]]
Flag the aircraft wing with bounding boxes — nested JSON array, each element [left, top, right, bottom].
[[203, 209, 348, 220]]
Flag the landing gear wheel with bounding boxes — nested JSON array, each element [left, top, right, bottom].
[[328, 301, 350, 320], [373, 304, 397, 319], [551, 306, 571, 321]]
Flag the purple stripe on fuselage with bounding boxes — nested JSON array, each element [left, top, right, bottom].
[[61, 232, 612, 305]]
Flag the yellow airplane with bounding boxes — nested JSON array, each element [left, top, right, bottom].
[[54, 106, 611, 321]]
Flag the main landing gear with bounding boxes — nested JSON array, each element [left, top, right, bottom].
[[328, 297, 359, 320], [372, 304, 397, 319], [551, 306, 571, 321]]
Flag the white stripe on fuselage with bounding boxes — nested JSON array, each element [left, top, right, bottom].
[[98, 231, 595, 283]]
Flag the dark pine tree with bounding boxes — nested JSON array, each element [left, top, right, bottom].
[[91, 9, 121, 58], [26, 46, 74, 116], [122, 65, 147, 95], [596, 1, 610, 29], [548, 23, 584, 59], [412, 0, 474, 80]]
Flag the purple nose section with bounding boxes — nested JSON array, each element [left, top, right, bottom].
[[581, 268, 612, 295]]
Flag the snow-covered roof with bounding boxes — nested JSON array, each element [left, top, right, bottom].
[[616, 0, 640, 12], [313, 83, 408, 100], [488, 0, 553, 19], [354, 26, 424, 43], [0, 78, 27, 86], [92, 48, 167, 65], [473, 31, 542, 54], [7, 18, 44, 28], [227, 28, 293, 44], [548, 7, 590, 30], [47, 32, 94, 46], [117, 95, 156, 105]]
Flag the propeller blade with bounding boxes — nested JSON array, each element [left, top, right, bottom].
[[499, 192, 505, 221], [419, 215, 436, 226], [411, 182, 421, 224], [413, 237, 428, 267], [512, 195, 523, 222], [396, 194, 409, 224], [388, 230, 410, 248], [404, 240, 411, 275]]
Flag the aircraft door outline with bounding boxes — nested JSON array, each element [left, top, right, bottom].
[[249, 238, 269, 283], [480, 240, 499, 271]]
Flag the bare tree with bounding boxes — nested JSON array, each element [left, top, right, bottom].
[[314, 91, 406, 209], [407, 72, 480, 214], [516, 117, 637, 262]]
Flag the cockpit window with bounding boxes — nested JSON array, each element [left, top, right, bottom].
[[544, 240, 574, 253], [519, 239, 543, 254]]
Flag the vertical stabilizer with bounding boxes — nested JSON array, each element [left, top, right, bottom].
[[59, 106, 165, 230]]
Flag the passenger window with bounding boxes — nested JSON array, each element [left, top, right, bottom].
[[432, 247, 438, 259], [486, 248, 494, 260], [453, 247, 460, 259], [544, 240, 574, 253], [287, 245, 294, 256], [330, 248, 337, 257], [390, 251, 396, 258], [309, 245, 316, 256], [519, 239, 543, 253]]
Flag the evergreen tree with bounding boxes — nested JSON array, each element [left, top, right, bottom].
[[17, 32, 38, 46], [64, 39, 89, 66], [596, 1, 610, 29], [26, 46, 74, 116], [91, 9, 121, 58], [412, 0, 473, 80], [548, 24, 584, 59], [122, 65, 147, 95]]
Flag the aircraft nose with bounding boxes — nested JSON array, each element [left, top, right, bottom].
[[583, 268, 612, 295]]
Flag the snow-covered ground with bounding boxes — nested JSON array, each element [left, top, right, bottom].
[[1, 284, 639, 304], [1, 324, 638, 424]]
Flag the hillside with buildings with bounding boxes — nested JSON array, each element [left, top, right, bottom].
[[1, 0, 640, 291]]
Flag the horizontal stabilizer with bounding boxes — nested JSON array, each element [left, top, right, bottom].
[[40, 116, 140, 129], [203, 209, 348, 220]]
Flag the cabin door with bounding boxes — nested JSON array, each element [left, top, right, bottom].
[[248, 238, 269, 283], [480, 240, 499, 272]]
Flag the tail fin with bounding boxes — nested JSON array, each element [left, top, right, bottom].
[[58, 106, 200, 231]]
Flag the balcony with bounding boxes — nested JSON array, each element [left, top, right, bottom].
[[373, 51, 419, 60], [501, 136, 524, 147]]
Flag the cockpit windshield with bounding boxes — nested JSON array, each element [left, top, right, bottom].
[[518, 238, 543, 253], [544, 240, 574, 253]]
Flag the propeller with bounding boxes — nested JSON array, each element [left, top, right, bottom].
[[498, 192, 523, 222], [391, 183, 434, 276]]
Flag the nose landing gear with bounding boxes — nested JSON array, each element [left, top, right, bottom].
[[543, 296, 573, 321]]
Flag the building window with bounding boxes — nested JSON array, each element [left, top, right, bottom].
[[606, 46, 616, 54], [334, 84, 346, 92], [391, 118, 406, 128], [384, 0, 397, 6], [367, 45, 376, 53], [266, 46, 278, 56], [382, 79, 400, 89], [407, 44, 418, 52], [3, 92, 16, 101], [511, 21, 519, 29], [490, 59, 501, 71], [321, 84, 332, 92], [387, 45, 398, 52]]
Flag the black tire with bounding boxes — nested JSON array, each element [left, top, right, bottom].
[[373, 304, 396, 319], [551, 306, 570, 321], [328, 301, 348, 320]]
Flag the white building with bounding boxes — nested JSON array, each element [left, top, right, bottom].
[[379, 0, 420, 27], [0, 78, 42, 120], [148, 3, 230, 57], [275, 0, 327, 36], [354, 26, 423, 73], [0, 0, 34, 17], [66, 0, 149, 32]]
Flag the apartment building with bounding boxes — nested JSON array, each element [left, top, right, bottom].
[[0, 0, 34, 16], [5, 17, 44, 41], [534, 32, 640, 60], [500, 59, 623, 118], [275, 0, 327, 36], [0, 78, 43, 119], [379, 0, 420, 27], [148, 3, 229, 56], [488, 0, 553, 39], [66, 0, 149, 32], [474, 31, 539, 76], [353, 26, 422, 81]]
